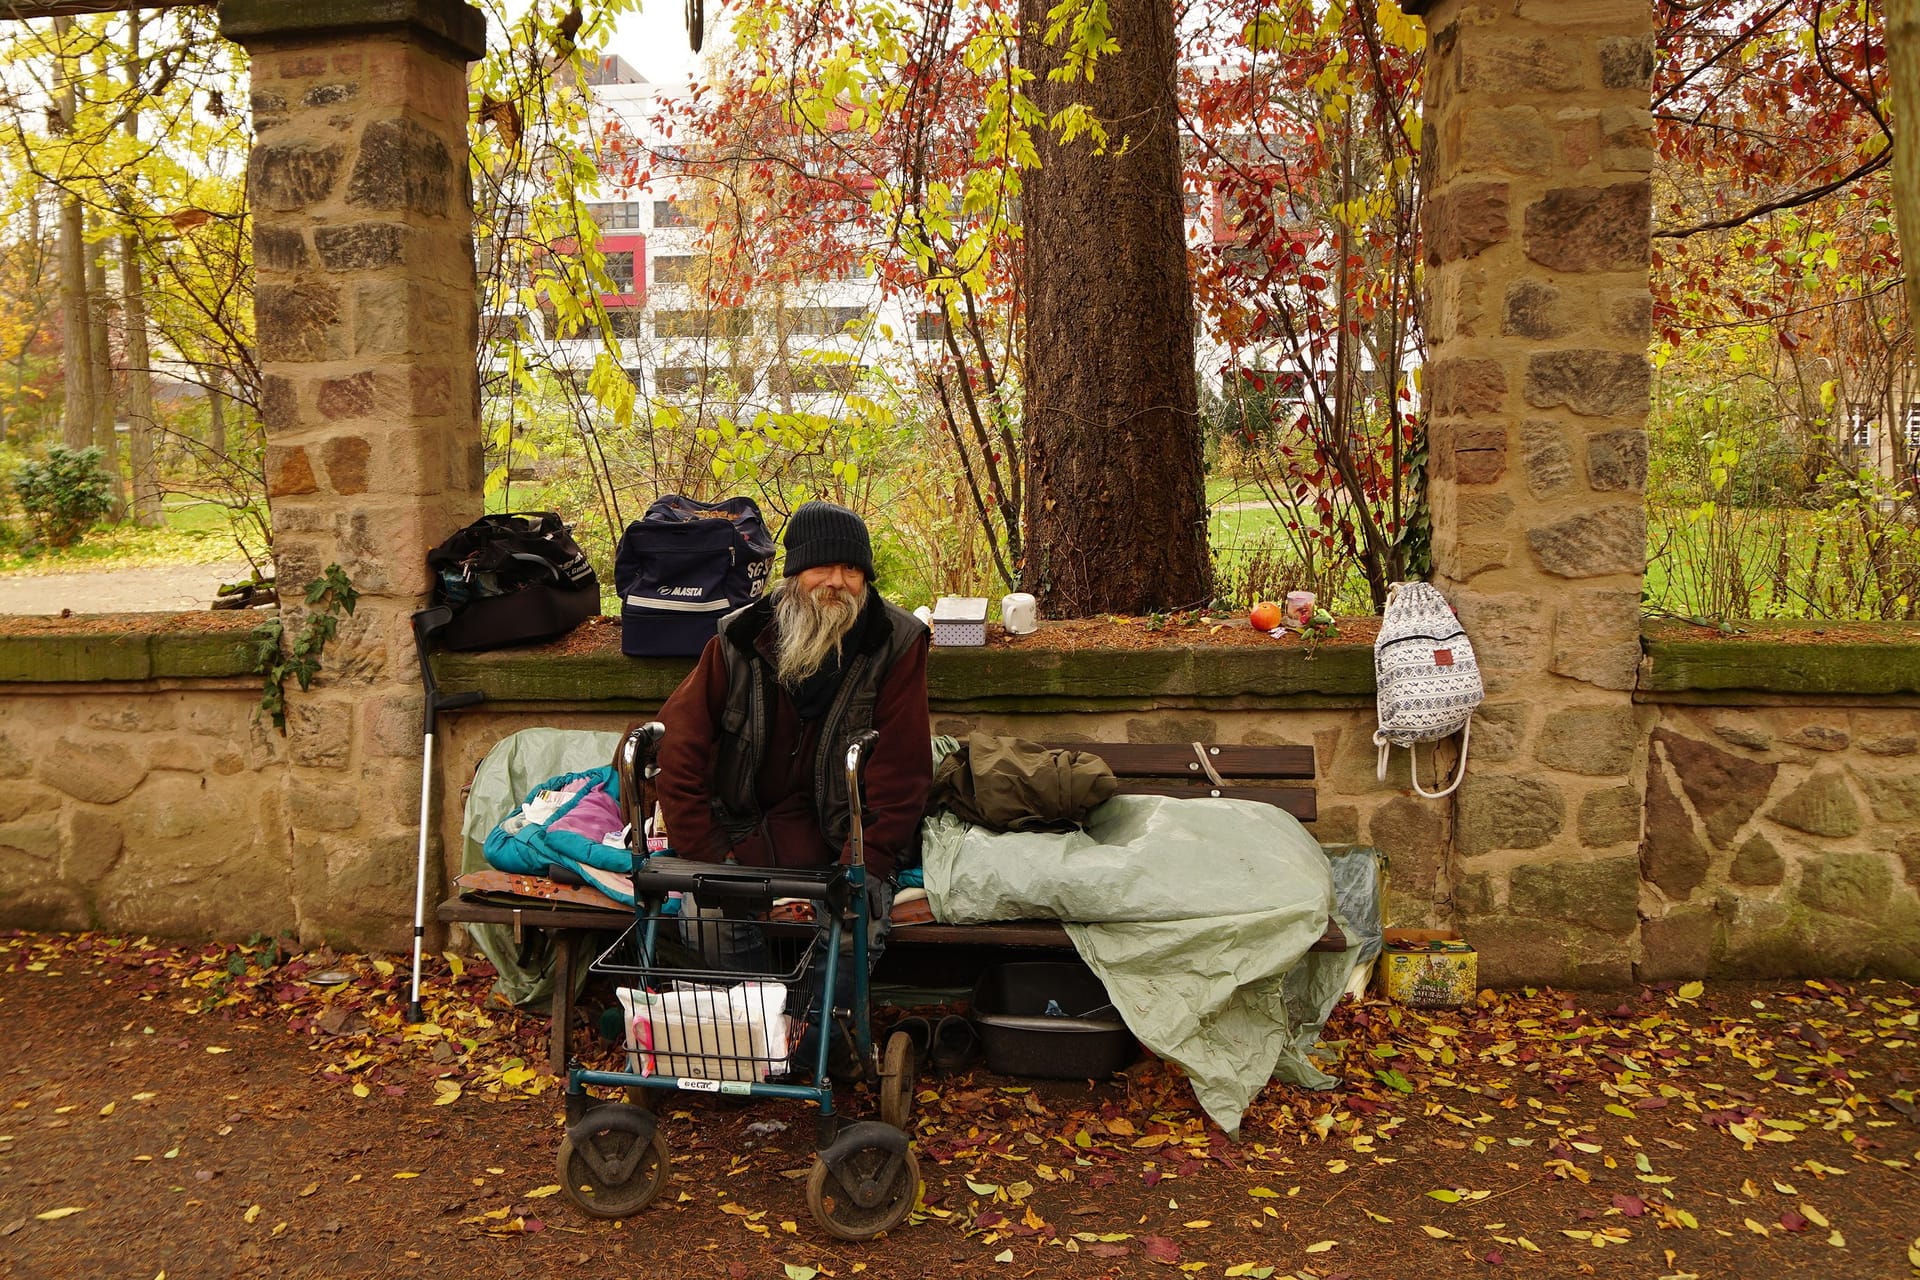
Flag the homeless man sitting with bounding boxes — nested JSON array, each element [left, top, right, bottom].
[[650, 500, 933, 1002]]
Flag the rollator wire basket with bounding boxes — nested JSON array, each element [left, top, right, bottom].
[[557, 722, 923, 1241], [589, 868, 839, 1087]]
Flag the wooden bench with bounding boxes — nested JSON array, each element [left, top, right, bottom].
[[436, 894, 615, 1076], [439, 734, 1322, 1073]]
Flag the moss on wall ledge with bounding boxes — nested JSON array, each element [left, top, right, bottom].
[[6, 613, 1918, 704], [0, 613, 259, 682], [1640, 619, 1920, 699], [430, 621, 1380, 711]]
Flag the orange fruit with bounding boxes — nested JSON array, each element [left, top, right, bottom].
[[1249, 600, 1282, 632]]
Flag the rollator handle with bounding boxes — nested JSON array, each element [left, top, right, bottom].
[[842, 730, 880, 868], [618, 722, 667, 855]]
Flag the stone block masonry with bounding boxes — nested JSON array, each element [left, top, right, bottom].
[[217, 1, 486, 948], [4, 619, 1920, 985], [1417, 0, 1653, 987], [1639, 706, 1920, 981], [0, 682, 290, 938]]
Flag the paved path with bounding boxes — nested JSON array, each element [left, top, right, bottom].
[[0, 561, 252, 614]]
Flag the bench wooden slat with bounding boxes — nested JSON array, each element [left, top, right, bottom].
[[891, 921, 1072, 948], [1040, 741, 1314, 779]]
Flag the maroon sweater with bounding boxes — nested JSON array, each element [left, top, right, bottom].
[[653, 619, 932, 879]]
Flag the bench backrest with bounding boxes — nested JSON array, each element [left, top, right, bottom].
[[1042, 742, 1317, 822]]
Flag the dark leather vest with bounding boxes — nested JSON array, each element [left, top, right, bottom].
[[709, 590, 923, 850]]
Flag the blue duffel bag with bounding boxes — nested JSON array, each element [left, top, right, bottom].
[[613, 494, 775, 656]]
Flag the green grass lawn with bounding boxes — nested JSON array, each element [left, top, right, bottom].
[[0, 494, 266, 576]]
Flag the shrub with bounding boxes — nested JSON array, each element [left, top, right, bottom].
[[12, 445, 114, 548]]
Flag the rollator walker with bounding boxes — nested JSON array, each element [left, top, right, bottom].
[[556, 723, 921, 1240]]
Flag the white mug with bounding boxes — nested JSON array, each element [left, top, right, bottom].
[[1000, 592, 1039, 634]]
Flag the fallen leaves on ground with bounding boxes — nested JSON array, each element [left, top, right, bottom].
[[4, 929, 1917, 1277]]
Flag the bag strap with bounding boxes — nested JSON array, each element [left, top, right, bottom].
[[1373, 719, 1473, 799], [1408, 719, 1471, 800]]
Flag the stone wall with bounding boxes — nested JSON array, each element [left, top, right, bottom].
[[1640, 705, 1920, 980], [5, 621, 1919, 982], [1415, 0, 1655, 987], [219, 4, 487, 949], [0, 685, 288, 937]]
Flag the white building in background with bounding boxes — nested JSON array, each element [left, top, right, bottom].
[[485, 55, 1400, 435], [487, 54, 957, 423]]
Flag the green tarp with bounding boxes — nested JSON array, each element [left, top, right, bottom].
[[922, 794, 1356, 1135]]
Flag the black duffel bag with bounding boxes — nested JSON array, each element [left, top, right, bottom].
[[426, 512, 600, 651], [615, 494, 775, 656]]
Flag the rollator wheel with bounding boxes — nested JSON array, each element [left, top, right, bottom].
[[557, 1106, 671, 1219], [805, 1141, 919, 1241], [878, 1030, 917, 1132]]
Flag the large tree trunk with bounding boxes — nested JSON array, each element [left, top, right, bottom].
[[121, 13, 162, 527], [1893, 1, 1920, 331], [1016, 0, 1209, 615], [54, 18, 94, 452]]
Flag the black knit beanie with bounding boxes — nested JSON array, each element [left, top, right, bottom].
[[782, 501, 876, 580]]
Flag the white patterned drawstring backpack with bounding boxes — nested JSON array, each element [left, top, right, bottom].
[[1373, 581, 1483, 799]]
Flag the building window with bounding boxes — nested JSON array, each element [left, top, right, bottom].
[[655, 309, 752, 339], [587, 201, 640, 230], [652, 254, 704, 284], [604, 251, 636, 292], [915, 311, 949, 343], [653, 366, 753, 396], [653, 198, 695, 228], [606, 306, 646, 340], [788, 305, 869, 336]]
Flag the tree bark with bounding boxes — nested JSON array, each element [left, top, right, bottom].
[[121, 12, 162, 526], [207, 368, 227, 459], [1892, 1, 1920, 331], [85, 220, 125, 517], [1016, 0, 1210, 615], [54, 17, 94, 452]]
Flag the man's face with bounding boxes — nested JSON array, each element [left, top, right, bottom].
[[795, 563, 866, 603], [774, 564, 868, 687]]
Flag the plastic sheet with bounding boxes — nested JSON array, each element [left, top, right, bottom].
[[922, 794, 1358, 1135]]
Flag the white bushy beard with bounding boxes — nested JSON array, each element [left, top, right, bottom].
[[773, 578, 865, 688]]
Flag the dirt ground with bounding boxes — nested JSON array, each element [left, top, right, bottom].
[[2, 931, 1916, 1280]]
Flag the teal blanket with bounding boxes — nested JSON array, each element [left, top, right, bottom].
[[460, 728, 626, 1006]]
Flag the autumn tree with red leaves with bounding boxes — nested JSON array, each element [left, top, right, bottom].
[[1646, 0, 1916, 620], [1184, 0, 1428, 612]]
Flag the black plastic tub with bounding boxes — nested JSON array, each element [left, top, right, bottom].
[[970, 961, 1135, 1079]]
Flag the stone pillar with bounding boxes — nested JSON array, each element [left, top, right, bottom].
[[1408, 0, 1654, 985], [219, 0, 486, 947]]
